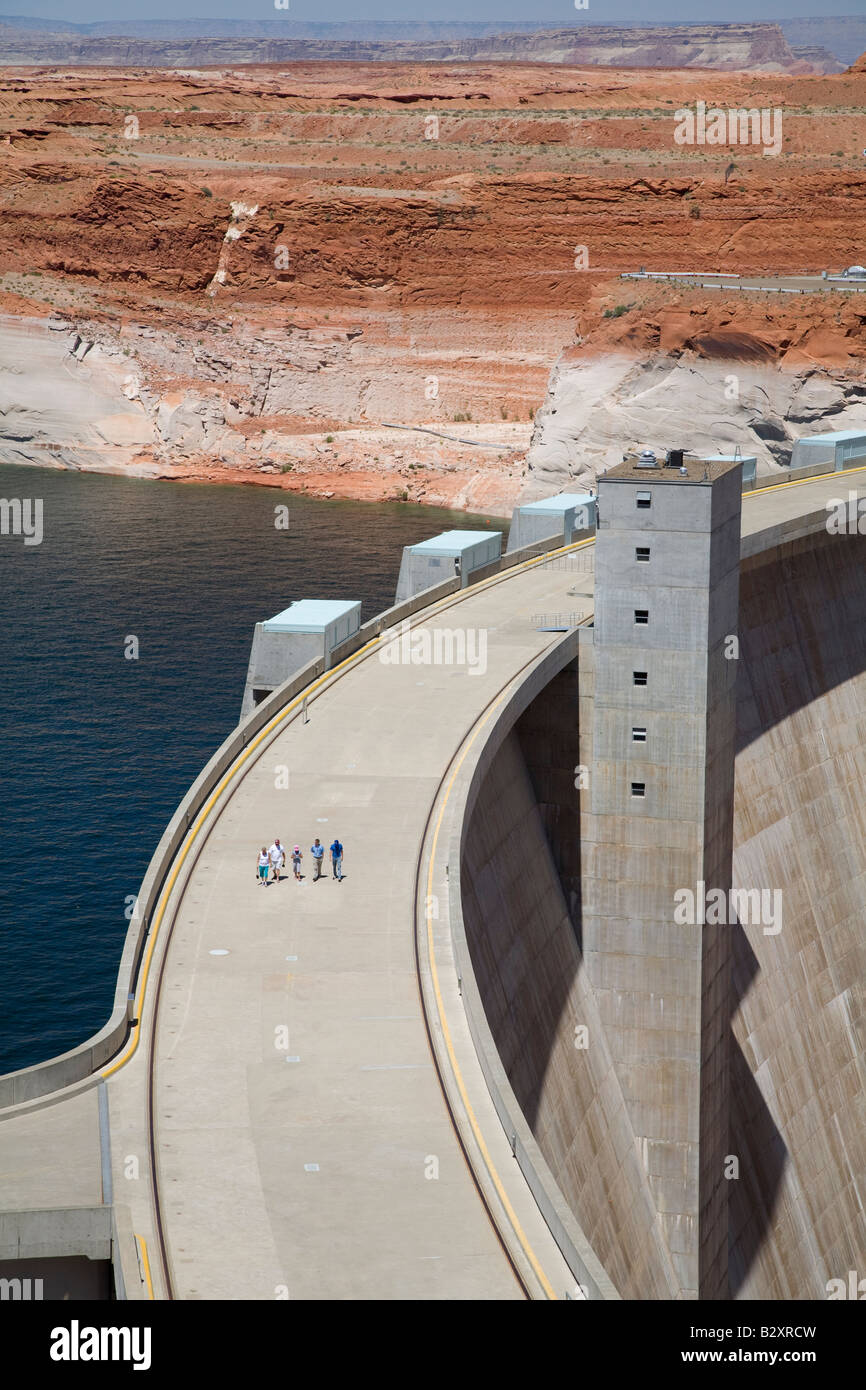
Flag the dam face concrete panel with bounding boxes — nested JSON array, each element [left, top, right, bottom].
[[729, 530, 866, 1298]]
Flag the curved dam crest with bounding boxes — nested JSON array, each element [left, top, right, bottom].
[[0, 465, 864, 1301]]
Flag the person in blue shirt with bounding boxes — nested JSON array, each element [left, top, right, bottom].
[[330, 838, 344, 881], [311, 837, 325, 880]]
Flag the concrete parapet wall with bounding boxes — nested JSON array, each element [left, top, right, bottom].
[[740, 504, 834, 561]]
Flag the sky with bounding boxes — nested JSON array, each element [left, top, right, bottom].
[[2, 1, 863, 24]]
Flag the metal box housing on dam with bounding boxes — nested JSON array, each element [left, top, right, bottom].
[[241, 599, 361, 719], [701, 454, 757, 486], [262, 599, 360, 649], [789, 429, 866, 474], [507, 492, 597, 552], [395, 529, 502, 603]]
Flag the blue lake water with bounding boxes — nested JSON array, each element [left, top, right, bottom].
[[0, 463, 506, 1073]]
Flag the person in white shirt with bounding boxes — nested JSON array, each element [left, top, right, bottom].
[[268, 839, 285, 883], [256, 847, 269, 886]]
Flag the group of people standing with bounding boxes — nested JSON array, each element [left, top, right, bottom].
[[257, 836, 344, 886]]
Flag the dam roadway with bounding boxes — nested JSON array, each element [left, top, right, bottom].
[[105, 542, 597, 1302], [1, 463, 865, 1300]]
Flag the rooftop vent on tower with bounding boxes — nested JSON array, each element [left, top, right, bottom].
[[636, 449, 658, 469]]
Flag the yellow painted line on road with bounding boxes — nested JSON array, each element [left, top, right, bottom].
[[135, 1233, 154, 1300], [424, 685, 559, 1302]]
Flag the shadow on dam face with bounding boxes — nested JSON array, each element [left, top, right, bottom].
[[731, 528, 866, 1298], [461, 528, 866, 1299]]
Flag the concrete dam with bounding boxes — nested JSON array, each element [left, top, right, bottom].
[[1, 460, 864, 1301]]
